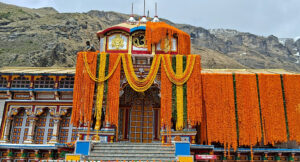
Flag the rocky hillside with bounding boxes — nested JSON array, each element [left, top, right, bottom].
[[0, 2, 300, 72]]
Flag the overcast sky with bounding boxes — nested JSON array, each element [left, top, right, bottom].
[[1, 0, 300, 38]]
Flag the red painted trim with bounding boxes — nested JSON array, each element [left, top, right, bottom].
[[97, 26, 130, 37], [131, 50, 151, 54], [106, 50, 129, 53], [156, 51, 178, 55]]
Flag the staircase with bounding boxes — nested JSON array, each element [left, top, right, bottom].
[[85, 142, 177, 161]]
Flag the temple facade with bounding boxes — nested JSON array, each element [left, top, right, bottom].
[[0, 17, 299, 161]]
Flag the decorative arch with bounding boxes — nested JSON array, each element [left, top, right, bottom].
[[10, 107, 30, 144]]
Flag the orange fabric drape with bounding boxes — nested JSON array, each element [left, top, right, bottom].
[[258, 74, 287, 145], [107, 54, 121, 126], [187, 55, 202, 126], [202, 73, 237, 150], [146, 22, 191, 55], [235, 74, 262, 146], [71, 52, 98, 127], [282, 74, 300, 143], [160, 58, 173, 128]]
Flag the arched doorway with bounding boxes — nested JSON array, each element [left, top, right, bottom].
[[118, 85, 160, 143]]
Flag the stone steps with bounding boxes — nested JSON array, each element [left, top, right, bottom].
[[85, 143, 177, 161]]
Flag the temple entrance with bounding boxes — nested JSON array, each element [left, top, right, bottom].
[[118, 85, 160, 143], [129, 98, 154, 143]]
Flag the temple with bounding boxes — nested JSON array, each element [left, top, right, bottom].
[[0, 12, 300, 162]]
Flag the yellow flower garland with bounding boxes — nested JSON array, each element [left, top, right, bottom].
[[161, 55, 196, 85], [176, 55, 184, 131], [94, 53, 107, 130], [121, 53, 162, 92], [83, 52, 121, 82]]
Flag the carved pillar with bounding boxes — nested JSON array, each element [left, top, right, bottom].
[[0, 117, 13, 143], [24, 116, 38, 144], [48, 116, 61, 144]]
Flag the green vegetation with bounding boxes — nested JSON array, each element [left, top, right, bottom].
[[0, 12, 11, 19]]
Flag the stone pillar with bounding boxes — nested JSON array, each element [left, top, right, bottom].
[[24, 116, 38, 144], [48, 116, 61, 144], [0, 117, 13, 143]]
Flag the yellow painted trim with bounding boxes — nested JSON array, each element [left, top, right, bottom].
[[48, 76, 57, 81], [58, 76, 67, 81], [65, 155, 81, 161], [11, 75, 19, 81], [0, 75, 9, 81], [178, 156, 194, 162], [24, 75, 32, 80], [128, 36, 132, 54], [33, 76, 42, 80]]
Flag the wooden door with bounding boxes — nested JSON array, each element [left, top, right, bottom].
[[129, 99, 154, 143]]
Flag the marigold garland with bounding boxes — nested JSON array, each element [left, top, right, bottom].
[[107, 54, 121, 127], [161, 54, 196, 85], [176, 55, 184, 131], [160, 58, 172, 129], [71, 52, 98, 127], [235, 74, 262, 146], [121, 53, 161, 92], [202, 73, 237, 150], [258, 74, 287, 145], [146, 22, 191, 55], [187, 55, 202, 126], [83, 53, 121, 82], [94, 53, 107, 130], [282, 74, 300, 143]]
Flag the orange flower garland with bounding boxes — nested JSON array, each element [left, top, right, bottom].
[[282, 74, 300, 143], [122, 53, 161, 92], [202, 73, 237, 150], [187, 55, 202, 126], [71, 51, 98, 127], [258, 74, 287, 145], [107, 54, 121, 127], [160, 57, 173, 129], [235, 74, 262, 146], [146, 22, 191, 55]]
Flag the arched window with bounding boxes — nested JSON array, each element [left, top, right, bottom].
[[35, 109, 54, 144], [11, 76, 30, 88], [59, 111, 78, 143], [34, 76, 55, 89], [59, 77, 74, 89], [0, 76, 8, 88], [10, 109, 30, 144]]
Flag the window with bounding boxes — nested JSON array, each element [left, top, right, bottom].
[[34, 76, 55, 89], [59, 111, 78, 143], [59, 77, 74, 89], [10, 109, 29, 144], [35, 109, 54, 144], [0, 76, 7, 88], [11, 76, 30, 88]]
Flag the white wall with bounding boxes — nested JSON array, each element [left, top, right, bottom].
[[0, 100, 6, 125]]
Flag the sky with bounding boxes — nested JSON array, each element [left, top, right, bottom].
[[1, 0, 300, 38]]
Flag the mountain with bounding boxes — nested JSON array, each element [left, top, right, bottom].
[[0, 2, 300, 72]]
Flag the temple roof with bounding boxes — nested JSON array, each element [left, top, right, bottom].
[[97, 23, 146, 37], [0, 67, 297, 75]]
